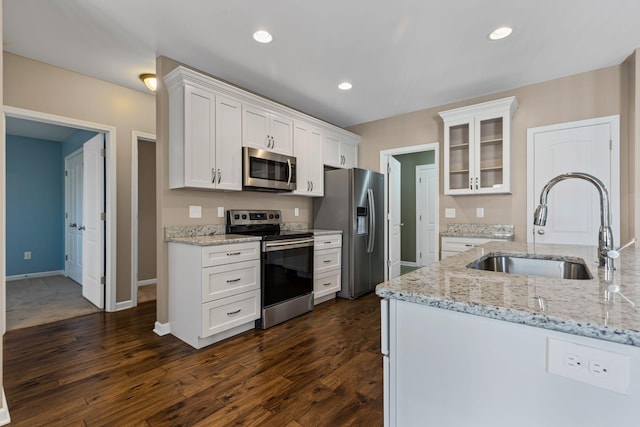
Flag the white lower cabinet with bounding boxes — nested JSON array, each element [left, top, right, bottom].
[[313, 233, 342, 304], [169, 241, 261, 349], [441, 236, 504, 259]]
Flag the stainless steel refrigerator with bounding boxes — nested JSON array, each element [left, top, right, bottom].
[[313, 168, 384, 299]]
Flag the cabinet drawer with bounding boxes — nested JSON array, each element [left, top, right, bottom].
[[314, 270, 341, 299], [441, 237, 495, 253], [201, 290, 260, 338], [314, 248, 341, 273], [202, 241, 260, 267], [314, 234, 342, 250], [201, 259, 260, 302]]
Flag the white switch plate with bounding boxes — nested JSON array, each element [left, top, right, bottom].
[[217, 207, 225, 218], [547, 338, 630, 394], [189, 205, 202, 219], [476, 208, 484, 218], [24, 251, 31, 260], [294, 208, 300, 217], [445, 208, 456, 218]]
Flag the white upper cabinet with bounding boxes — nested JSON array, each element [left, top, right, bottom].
[[293, 121, 324, 197], [440, 96, 518, 195], [166, 79, 242, 191], [243, 104, 293, 155], [323, 132, 358, 168]]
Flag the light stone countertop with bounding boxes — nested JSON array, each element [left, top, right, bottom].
[[440, 223, 515, 240], [310, 229, 342, 236], [376, 241, 640, 347], [166, 234, 261, 246]]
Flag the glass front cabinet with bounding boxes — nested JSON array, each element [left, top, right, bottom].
[[440, 97, 518, 195]]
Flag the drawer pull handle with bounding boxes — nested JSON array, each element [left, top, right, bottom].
[[322, 282, 332, 287], [226, 278, 241, 283], [323, 260, 331, 263], [324, 241, 332, 244], [226, 252, 241, 256], [464, 244, 473, 247], [227, 309, 242, 316]]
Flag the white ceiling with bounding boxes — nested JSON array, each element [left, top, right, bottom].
[[5, 1, 640, 128]]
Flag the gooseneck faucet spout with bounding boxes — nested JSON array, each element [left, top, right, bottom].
[[533, 172, 615, 270]]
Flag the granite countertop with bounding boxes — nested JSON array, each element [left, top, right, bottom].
[[310, 229, 342, 235], [441, 223, 515, 240], [166, 234, 261, 246], [376, 241, 640, 347]]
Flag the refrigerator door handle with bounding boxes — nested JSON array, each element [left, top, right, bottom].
[[367, 188, 376, 253]]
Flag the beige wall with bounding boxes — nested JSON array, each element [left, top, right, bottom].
[[3, 52, 156, 303], [138, 139, 157, 281], [155, 56, 314, 323], [350, 64, 631, 243]]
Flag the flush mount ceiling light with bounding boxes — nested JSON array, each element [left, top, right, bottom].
[[253, 30, 273, 44], [139, 73, 157, 92], [489, 26, 513, 41], [338, 82, 353, 91]]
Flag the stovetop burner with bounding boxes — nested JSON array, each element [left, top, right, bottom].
[[226, 209, 312, 240]]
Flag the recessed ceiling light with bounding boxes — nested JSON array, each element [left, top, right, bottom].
[[253, 30, 273, 44], [489, 26, 513, 41], [338, 82, 353, 91]]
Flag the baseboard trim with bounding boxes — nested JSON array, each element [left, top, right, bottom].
[[5, 270, 65, 282], [115, 300, 133, 311], [400, 261, 418, 267], [137, 278, 157, 287], [154, 321, 171, 336], [0, 389, 11, 426]]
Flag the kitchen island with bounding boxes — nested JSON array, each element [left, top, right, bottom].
[[376, 241, 640, 427]]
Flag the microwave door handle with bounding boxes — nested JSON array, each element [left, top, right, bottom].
[[367, 188, 375, 253], [287, 158, 292, 186]]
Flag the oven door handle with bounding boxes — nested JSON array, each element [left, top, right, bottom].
[[263, 238, 315, 252]]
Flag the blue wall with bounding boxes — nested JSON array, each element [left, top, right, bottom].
[[63, 130, 97, 157], [6, 135, 64, 276]]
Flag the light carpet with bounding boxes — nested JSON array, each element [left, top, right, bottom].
[[6, 275, 101, 331]]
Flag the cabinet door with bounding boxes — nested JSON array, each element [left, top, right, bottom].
[[444, 117, 474, 195], [215, 96, 242, 190], [323, 133, 341, 168], [475, 111, 509, 194], [340, 140, 358, 168], [269, 114, 293, 155], [293, 122, 324, 196], [242, 105, 269, 150], [184, 85, 216, 189]]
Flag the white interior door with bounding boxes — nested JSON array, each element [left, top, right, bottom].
[[82, 133, 105, 308], [65, 149, 83, 284], [527, 117, 619, 246], [388, 156, 401, 278], [417, 165, 437, 266]]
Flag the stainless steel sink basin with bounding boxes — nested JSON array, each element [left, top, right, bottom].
[[466, 253, 593, 280]]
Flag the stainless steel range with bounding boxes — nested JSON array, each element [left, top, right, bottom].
[[226, 209, 314, 329]]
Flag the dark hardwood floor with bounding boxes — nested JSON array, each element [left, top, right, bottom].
[[4, 293, 383, 426]]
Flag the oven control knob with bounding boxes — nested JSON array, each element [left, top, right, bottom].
[[275, 214, 280, 219], [234, 214, 240, 220], [269, 214, 274, 219], [242, 214, 247, 219]]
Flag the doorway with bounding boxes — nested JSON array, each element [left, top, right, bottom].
[[4, 105, 118, 313], [131, 131, 157, 307], [380, 143, 440, 281]]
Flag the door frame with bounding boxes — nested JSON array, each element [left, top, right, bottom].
[[130, 130, 156, 307], [4, 105, 118, 312], [416, 164, 437, 267], [526, 115, 620, 244], [380, 142, 439, 281]]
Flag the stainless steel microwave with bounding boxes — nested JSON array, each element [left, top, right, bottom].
[[242, 147, 297, 192]]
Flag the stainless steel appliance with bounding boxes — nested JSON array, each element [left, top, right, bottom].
[[242, 147, 297, 192], [313, 168, 384, 299], [227, 209, 313, 329]]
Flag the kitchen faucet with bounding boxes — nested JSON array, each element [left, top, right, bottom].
[[533, 172, 615, 270]]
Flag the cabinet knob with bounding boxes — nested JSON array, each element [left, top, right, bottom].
[[537, 229, 545, 235]]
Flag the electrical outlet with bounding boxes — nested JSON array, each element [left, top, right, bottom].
[[476, 207, 484, 218], [24, 251, 32, 260], [217, 207, 225, 218], [547, 338, 630, 394], [189, 205, 202, 219], [445, 208, 456, 218], [294, 208, 300, 217]]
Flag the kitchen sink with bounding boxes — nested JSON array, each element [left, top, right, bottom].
[[466, 253, 593, 280]]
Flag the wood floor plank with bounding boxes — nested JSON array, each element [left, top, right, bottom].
[[4, 294, 383, 426]]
